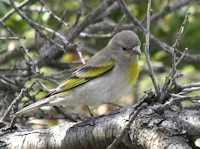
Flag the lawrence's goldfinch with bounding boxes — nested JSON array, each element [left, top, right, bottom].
[[15, 30, 141, 116]]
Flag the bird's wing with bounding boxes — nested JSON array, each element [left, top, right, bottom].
[[14, 59, 115, 116], [50, 59, 115, 96]]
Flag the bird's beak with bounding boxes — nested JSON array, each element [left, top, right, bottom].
[[132, 46, 141, 55]]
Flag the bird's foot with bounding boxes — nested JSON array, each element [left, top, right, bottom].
[[106, 102, 124, 109], [83, 105, 94, 117]]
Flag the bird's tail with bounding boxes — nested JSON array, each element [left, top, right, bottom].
[[14, 96, 53, 116]]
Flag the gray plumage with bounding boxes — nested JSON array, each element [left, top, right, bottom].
[[15, 30, 141, 116]]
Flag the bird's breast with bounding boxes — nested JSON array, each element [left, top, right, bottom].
[[59, 61, 140, 106], [127, 61, 139, 85]]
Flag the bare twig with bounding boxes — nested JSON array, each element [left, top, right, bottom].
[[144, 0, 161, 97], [0, 83, 35, 122], [171, 10, 190, 77], [0, 75, 18, 91], [182, 87, 200, 94], [0, 0, 29, 22], [72, 9, 82, 28], [0, 36, 25, 40], [181, 82, 200, 89], [39, 0, 68, 27], [175, 48, 188, 67], [118, 0, 145, 33], [9, 0, 68, 50], [80, 32, 113, 38], [118, 0, 160, 97], [76, 42, 86, 64], [162, 11, 190, 94], [107, 102, 148, 149], [85, 20, 200, 65], [0, 21, 17, 37], [97, 2, 118, 22], [171, 94, 200, 101], [86, 0, 195, 34], [19, 41, 34, 67], [117, 0, 200, 67], [148, 0, 195, 24], [34, 0, 116, 68]]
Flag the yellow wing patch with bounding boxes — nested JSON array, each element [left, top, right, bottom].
[[62, 78, 87, 90], [50, 59, 115, 96], [79, 66, 113, 77]]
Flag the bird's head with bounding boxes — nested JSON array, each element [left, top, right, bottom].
[[108, 30, 141, 61]]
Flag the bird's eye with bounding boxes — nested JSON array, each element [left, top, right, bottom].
[[122, 47, 127, 51]]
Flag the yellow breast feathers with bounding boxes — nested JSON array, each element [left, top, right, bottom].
[[128, 61, 139, 84]]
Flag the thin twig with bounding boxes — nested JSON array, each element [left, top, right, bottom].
[[172, 10, 190, 77], [182, 87, 200, 94], [107, 91, 155, 149], [118, 0, 145, 33], [0, 36, 25, 40], [0, 83, 35, 122], [0, 21, 17, 37], [39, 0, 68, 27], [181, 82, 200, 89], [80, 32, 113, 38], [34, 0, 116, 68], [107, 103, 148, 149], [148, 0, 194, 24], [118, 0, 160, 97], [171, 94, 200, 101], [162, 11, 190, 93], [117, 0, 200, 67], [0, 0, 29, 22], [175, 48, 188, 67], [19, 41, 37, 73], [76, 42, 86, 64], [144, 0, 161, 97], [9, 0, 68, 50]]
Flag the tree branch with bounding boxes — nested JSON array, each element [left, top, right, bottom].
[[1, 103, 200, 148]]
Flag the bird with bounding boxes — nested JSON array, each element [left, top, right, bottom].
[[14, 30, 141, 116]]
